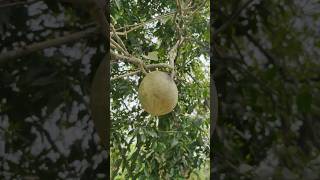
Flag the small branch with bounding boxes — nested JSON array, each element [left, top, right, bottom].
[[110, 50, 142, 65], [188, 0, 208, 16], [176, 0, 182, 15], [169, 37, 185, 78], [116, 12, 175, 30], [145, 63, 173, 70], [245, 32, 289, 82], [218, 55, 280, 96], [139, 61, 148, 75], [0, 27, 98, 65], [33, 122, 63, 155], [111, 70, 141, 81], [110, 23, 127, 52], [110, 38, 128, 55], [245, 32, 275, 65], [213, 0, 255, 37], [0, 1, 26, 8], [114, 12, 176, 35], [110, 31, 127, 36], [157, 130, 186, 133], [110, 42, 117, 50], [111, 51, 173, 73], [230, 126, 247, 139]]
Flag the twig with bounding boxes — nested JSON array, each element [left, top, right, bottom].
[[0, 1, 26, 8], [110, 42, 117, 50], [145, 63, 173, 70], [114, 12, 176, 35], [169, 37, 185, 78], [188, 0, 208, 16], [110, 50, 142, 65], [0, 27, 98, 65], [110, 38, 128, 55], [213, 0, 255, 37], [116, 12, 175, 30], [176, 0, 182, 15], [244, 32, 290, 84], [111, 50, 174, 70], [110, 23, 127, 52], [157, 130, 186, 133], [33, 122, 63, 155], [139, 61, 148, 75], [245, 32, 275, 64], [111, 70, 141, 81], [218, 55, 280, 96]]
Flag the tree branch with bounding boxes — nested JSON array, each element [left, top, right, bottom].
[[0, 1, 26, 8], [213, 0, 255, 37], [245, 32, 275, 65], [244, 32, 290, 83], [145, 63, 174, 70], [114, 12, 176, 35], [33, 122, 63, 155], [217, 55, 280, 96], [110, 38, 128, 55], [0, 27, 98, 65], [110, 23, 127, 52], [111, 70, 141, 81], [110, 50, 173, 70], [110, 50, 142, 65]]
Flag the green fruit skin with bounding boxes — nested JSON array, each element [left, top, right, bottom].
[[138, 71, 178, 116]]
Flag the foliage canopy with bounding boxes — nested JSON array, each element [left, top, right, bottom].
[[110, 0, 210, 179], [213, 0, 320, 179]]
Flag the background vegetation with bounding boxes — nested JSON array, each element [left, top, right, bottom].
[[0, 0, 108, 179], [213, 0, 320, 179], [110, 0, 210, 179], [0, 0, 210, 179]]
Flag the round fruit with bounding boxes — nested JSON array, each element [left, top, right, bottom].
[[138, 71, 178, 116]]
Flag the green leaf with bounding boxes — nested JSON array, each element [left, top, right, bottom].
[[140, 134, 146, 142], [170, 138, 179, 148], [147, 129, 158, 137]]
